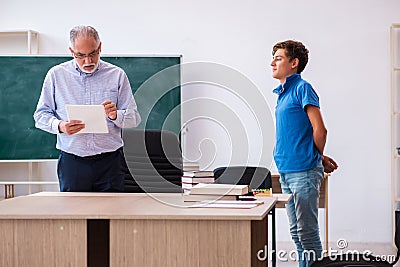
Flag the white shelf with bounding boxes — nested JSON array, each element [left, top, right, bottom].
[[0, 29, 43, 199], [391, 23, 400, 234], [0, 29, 39, 54]]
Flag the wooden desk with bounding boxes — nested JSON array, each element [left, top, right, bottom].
[[0, 192, 276, 267], [271, 173, 329, 249]]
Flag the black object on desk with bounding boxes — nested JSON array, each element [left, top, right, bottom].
[[213, 166, 272, 190]]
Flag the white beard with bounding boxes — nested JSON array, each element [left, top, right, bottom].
[[75, 59, 98, 74]]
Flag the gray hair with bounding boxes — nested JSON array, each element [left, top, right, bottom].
[[69, 25, 100, 48]]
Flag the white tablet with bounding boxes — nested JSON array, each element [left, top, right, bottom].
[[66, 104, 109, 134]]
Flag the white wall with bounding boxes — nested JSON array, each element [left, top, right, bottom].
[[0, 0, 399, 244]]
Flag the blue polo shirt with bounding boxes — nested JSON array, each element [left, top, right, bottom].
[[273, 73, 321, 173]]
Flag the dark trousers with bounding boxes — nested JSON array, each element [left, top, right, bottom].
[[57, 148, 125, 192]]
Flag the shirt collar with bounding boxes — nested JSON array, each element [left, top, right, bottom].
[[272, 73, 301, 95]]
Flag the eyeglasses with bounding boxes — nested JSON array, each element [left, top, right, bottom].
[[72, 45, 100, 59]]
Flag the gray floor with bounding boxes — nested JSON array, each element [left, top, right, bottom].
[[268, 242, 399, 267]]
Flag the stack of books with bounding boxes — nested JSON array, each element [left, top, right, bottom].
[[182, 162, 200, 171], [183, 183, 249, 202], [181, 170, 215, 191], [184, 183, 264, 208]]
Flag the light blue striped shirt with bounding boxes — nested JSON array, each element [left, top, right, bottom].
[[33, 59, 141, 157]]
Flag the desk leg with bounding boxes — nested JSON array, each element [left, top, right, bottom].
[[271, 207, 276, 267], [324, 177, 329, 250], [88, 219, 109, 267]]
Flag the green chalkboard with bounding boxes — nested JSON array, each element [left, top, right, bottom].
[[0, 56, 181, 160]]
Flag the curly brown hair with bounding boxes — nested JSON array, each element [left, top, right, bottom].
[[272, 40, 309, 74]]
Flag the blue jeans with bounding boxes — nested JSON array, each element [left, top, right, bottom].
[[279, 162, 324, 267]]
